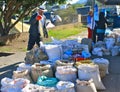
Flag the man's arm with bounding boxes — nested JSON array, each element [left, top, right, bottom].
[[43, 16, 49, 38], [29, 13, 38, 25]]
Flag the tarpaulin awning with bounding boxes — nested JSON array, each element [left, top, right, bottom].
[[97, 0, 120, 5]]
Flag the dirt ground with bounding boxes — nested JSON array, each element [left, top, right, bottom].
[[0, 33, 28, 53]]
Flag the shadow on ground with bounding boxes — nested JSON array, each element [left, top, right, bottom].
[[0, 62, 22, 87], [0, 52, 15, 57]]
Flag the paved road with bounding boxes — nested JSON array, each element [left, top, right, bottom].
[[0, 52, 26, 86]]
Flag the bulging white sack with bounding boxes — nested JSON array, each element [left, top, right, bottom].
[[78, 64, 106, 90]]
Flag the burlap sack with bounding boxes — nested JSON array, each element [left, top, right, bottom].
[[31, 63, 53, 82], [92, 58, 109, 78], [54, 60, 74, 71], [12, 70, 32, 82], [81, 38, 92, 51], [25, 48, 48, 64], [75, 60, 93, 68], [100, 70, 106, 78], [97, 63, 108, 78]]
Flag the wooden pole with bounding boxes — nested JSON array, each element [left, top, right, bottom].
[[92, 0, 95, 40]]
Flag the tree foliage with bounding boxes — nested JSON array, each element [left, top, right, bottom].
[[0, 0, 66, 36]]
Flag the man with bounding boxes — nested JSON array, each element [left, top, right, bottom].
[[87, 10, 95, 39], [27, 6, 48, 50]]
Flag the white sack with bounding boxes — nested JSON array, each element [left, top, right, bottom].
[[105, 38, 115, 50], [17, 63, 31, 72], [78, 64, 106, 90], [56, 66, 77, 74], [92, 58, 109, 74], [56, 81, 75, 92], [76, 79, 97, 92], [111, 46, 120, 56], [1, 78, 30, 92], [45, 44, 63, 61]]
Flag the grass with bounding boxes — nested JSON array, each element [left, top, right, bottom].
[[0, 46, 13, 52], [48, 23, 87, 40]]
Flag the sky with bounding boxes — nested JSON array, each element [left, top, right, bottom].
[[66, 0, 87, 4]]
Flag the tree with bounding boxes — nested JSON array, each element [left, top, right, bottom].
[[0, 0, 66, 36]]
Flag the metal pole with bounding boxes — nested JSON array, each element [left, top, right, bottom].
[[92, 0, 95, 31]]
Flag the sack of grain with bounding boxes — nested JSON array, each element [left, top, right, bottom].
[[56, 81, 75, 92], [76, 79, 97, 92], [31, 63, 53, 82], [55, 66, 77, 83], [92, 58, 109, 78], [25, 48, 48, 64], [12, 70, 32, 82], [78, 64, 106, 90]]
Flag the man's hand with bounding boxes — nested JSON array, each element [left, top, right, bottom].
[[36, 15, 42, 20], [44, 34, 48, 38]]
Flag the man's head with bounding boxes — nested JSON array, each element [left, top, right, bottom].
[[88, 10, 93, 17], [38, 6, 45, 15]]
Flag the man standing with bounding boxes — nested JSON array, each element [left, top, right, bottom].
[[87, 10, 95, 39], [27, 6, 48, 50]]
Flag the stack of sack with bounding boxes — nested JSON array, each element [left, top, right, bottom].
[[92, 34, 120, 56], [1, 38, 110, 92], [92, 41, 110, 56], [31, 63, 53, 82]]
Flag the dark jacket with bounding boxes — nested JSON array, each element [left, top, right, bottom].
[[29, 13, 48, 37], [97, 12, 108, 30]]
